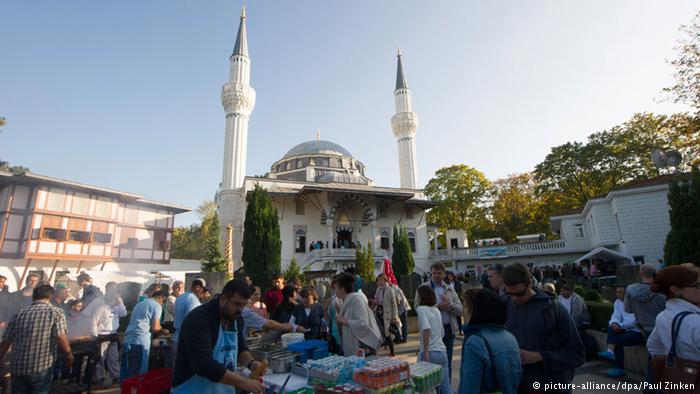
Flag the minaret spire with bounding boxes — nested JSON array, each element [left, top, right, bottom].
[[395, 47, 408, 90], [232, 5, 248, 57], [391, 49, 419, 189]]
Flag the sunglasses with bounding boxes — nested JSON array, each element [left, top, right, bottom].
[[505, 288, 528, 297]]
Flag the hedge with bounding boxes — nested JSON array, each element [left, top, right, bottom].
[[586, 301, 613, 332]]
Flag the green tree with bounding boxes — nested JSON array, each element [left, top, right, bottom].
[[242, 185, 282, 289], [283, 256, 304, 284], [391, 225, 414, 276], [424, 165, 492, 238], [171, 200, 218, 260], [664, 167, 700, 266], [534, 113, 699, 210], [491, 173, 550, 242], [355, 242, 375, 282], [201, 213, 228, 273]]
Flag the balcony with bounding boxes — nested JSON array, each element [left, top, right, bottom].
[[428, 240, 587, 262]]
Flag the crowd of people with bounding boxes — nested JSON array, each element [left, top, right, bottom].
[[0, 258, 698, 394]]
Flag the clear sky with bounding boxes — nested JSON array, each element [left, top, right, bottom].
[[1, 1, 697, 226]]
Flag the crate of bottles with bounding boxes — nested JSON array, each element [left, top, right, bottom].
[[409, 362, 442, 393], [352, 357, 411, 389]]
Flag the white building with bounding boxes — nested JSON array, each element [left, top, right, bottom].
[[431, 175, 677, 273], [550, 174, 675, 266], [0, 169, 191, 290], [216, 8, 435, 273]]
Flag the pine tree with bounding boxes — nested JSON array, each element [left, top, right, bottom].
[[201, 213, 228, 274], [392, 226, 414, 276], [355, 242, 375, 282], [242, 185, 282, 289], [664, 167, 700, 266], [284, 256, 304, 284]]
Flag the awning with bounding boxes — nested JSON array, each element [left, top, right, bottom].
[[575, 247, 634, 265]]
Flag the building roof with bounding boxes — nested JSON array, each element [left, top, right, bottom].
[[550, 173, 687, 218], [0, 170, 190, 213], [282, 140, 353, 159]]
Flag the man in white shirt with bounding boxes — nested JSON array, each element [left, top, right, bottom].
[[598, 286, 644, 377], [84, 282, 127, 384]]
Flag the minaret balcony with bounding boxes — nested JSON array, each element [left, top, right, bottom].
[[221, 83, 256, 115]]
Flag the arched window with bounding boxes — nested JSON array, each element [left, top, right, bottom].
[[407, 230, 416, 253], [295, 228, 307, 253], [380, 230, 391, 250]]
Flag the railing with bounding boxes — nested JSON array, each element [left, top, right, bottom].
[[428, 240, 573, 261], [302, 247, 389, 268]]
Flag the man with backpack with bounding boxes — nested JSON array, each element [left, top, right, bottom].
[[502, 263, 584, 394]]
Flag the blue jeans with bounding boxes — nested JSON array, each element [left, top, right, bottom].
[[418, 350, 452, 394], [120, 343, 148, 382], [606, 327, 644, 369], [11, 368, 52, 394], [443, 324, 454, 381]]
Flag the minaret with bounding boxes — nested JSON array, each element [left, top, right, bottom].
[[391, 48, 419, 189], [218, 6, 256, 271], [221, 6, 256, 190]]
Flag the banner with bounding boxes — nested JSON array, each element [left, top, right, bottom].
[[477, 247, 508, 259]]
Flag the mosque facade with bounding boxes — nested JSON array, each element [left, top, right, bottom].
[[215, 8, 436, 274]]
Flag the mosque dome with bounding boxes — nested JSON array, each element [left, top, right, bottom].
[[282, 140, 353, 159], [268, 139, 371, 184]]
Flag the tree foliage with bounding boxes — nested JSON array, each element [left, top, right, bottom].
[[201, 213, 228, 274], [391, 225, 414, 276], [425, 164, 491, 238], [664, 167, 700, 266], [172, 200, 217, 260], [283, 256, 304, 284], [664, 11, 700, 115], [242, 185, 282, 290], [355, 242, 375, 282], [491, 173, 550, 243], [534, 113, 699, 210], [0, 159, 29, 175]]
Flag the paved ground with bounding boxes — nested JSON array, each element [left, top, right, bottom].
[[92, 333, 644, 394]]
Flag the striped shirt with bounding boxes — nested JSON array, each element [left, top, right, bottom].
[[3, 301, 68, 376]]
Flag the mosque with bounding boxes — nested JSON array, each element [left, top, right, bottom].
[[215, 7, 439, 274]]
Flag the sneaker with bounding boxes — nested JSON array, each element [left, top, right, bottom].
[[607, 367, 626, 378], [598, 350, 615, 361]]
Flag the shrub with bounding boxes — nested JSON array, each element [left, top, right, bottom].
[[583, 289, 604, 302], [573, 285, 585, 298], [586, 301, 613, 332]]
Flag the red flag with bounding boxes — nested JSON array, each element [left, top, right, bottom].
[[383, 256, 398, 285]]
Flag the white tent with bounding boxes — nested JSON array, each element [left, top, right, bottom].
[[575, 247, 634, 265]]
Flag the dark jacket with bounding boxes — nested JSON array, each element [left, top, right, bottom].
[[271, 303, 295, 324], [506, 289, 584, 394], [292, 303, 324, 340], [172, 296, 248, 388]]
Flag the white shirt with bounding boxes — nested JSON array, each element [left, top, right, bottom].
[[416, 305, 446, 353], [558, 295, 572, 314], [83, 297, 127, 336], [432, 281, 450, 325], [609, 299, 639, 332], [647, 299, 700, 361]]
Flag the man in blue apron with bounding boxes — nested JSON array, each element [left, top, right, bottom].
[[172, 279, 266, 394]]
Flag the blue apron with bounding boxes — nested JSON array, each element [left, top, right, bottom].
[[173, 321, 239, 394]]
